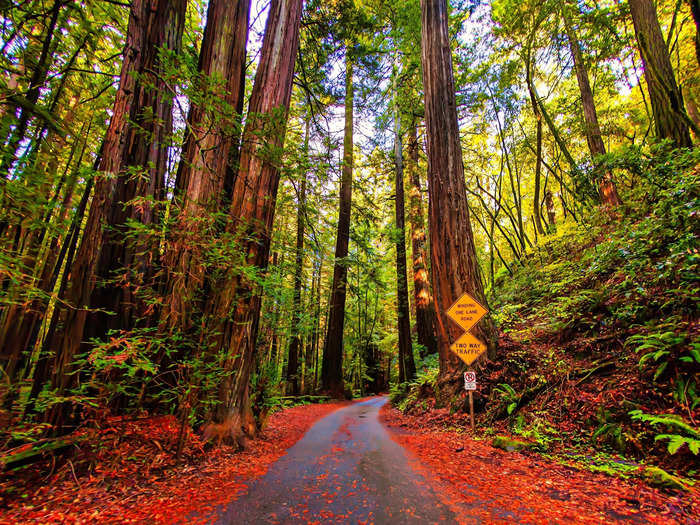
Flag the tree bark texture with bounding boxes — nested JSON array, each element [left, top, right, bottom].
[[89, 0, 187, 339], [201, 0, 303, 443], [48, 0, 156, 400], [562, 6, 622, 206], [394, 107, 415, 383], [420, 0, 495, 387], [629, 0, 693, 148], [161, 0, 251, 332], [321, 54, 354, 397], [407, 122, 438, 357]]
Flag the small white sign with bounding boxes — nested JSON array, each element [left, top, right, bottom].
[[464, 371, 476, 391]]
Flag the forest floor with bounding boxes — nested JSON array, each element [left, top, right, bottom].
[[381, 402, 700, 524], [2, 395, 697, 523], [0, 400, 351, 524]]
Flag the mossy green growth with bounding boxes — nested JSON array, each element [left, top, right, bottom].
[[492, 435, 534, 452], [642, 466, 688, 491]]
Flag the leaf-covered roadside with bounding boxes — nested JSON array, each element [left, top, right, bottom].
[[0, 401, 350, 524], [381, 403, 699, 524]]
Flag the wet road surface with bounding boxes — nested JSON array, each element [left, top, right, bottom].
[[214, 397, 456, 524]]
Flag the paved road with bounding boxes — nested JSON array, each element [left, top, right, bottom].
[[214, 397, 456, 524]]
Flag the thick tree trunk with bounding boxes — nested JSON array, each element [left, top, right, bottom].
[[321, 53, 354, 397], [286, 121, 310, 395], [48, 0, 157, 405], [420, 0, 495, 391], [629, 0, 693, 148], [562, 6, 622, 206], [88, 0, 186, 340], [407, 122, 438, 357], [161, 0, 251, 332], [201, 0, 303, 445], [394, 105, 415, 383]]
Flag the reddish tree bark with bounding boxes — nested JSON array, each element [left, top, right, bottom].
[[161, 0, 251, 332], [321, 53, 354, 397], [420, 0, 495, 389], [88, 0, 187, 339], [201, 0, 304, 444], [407, 122, 438, 357], [48, 0, 160, 401]]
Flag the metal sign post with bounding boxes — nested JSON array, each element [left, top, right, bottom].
[[447, 292, 488, 433], [464, 371, 476, 432]]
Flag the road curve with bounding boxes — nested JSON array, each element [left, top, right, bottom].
[[214, 396, 456, 524]]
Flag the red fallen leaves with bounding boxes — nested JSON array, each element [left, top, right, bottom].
[[380, 404, 699, 525], [1, 401, 349, 524]]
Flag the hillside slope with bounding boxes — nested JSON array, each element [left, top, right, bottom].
[[396, 149, 699, 488]]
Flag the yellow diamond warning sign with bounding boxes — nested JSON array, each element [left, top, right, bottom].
[[446, 292, 488, 332], [450, 332, 486, 365]]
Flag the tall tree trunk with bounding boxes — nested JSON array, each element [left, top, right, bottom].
[[394, 95, 415, 383], [629, 0, 694, 147], [88, 0, 186, 340], [545, 190, 556, 228], [407, 121, 438, 357], [321, 52, 354, 397], [312, 254, 323, 392], [47, 0, 159, 408], [202, 0, 303, 444], [161, 0, 251, 332], [562, 6, 622, 206], [420, 0, 495, 392], [286, 121, 310, 395], [0, 123, 88, 385]]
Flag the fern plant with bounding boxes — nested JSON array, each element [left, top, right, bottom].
[[629, 410, 700, 455], [494, 383, 520, 415]]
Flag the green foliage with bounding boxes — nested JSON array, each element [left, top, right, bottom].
[[389, 359, 439, 412], [629, 410, 700, 456], [494, 383, 520, 415]]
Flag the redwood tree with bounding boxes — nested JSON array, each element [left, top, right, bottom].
[[394, 94, 415, 383], [420, 0, 495, 387], [161, 0, 251, 332], [88, 0, 187, 339], [321, 52, 354, 397], [202, 0, 304, 444], [407, 121, 438, 357], [47, 0, 182, 404]]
